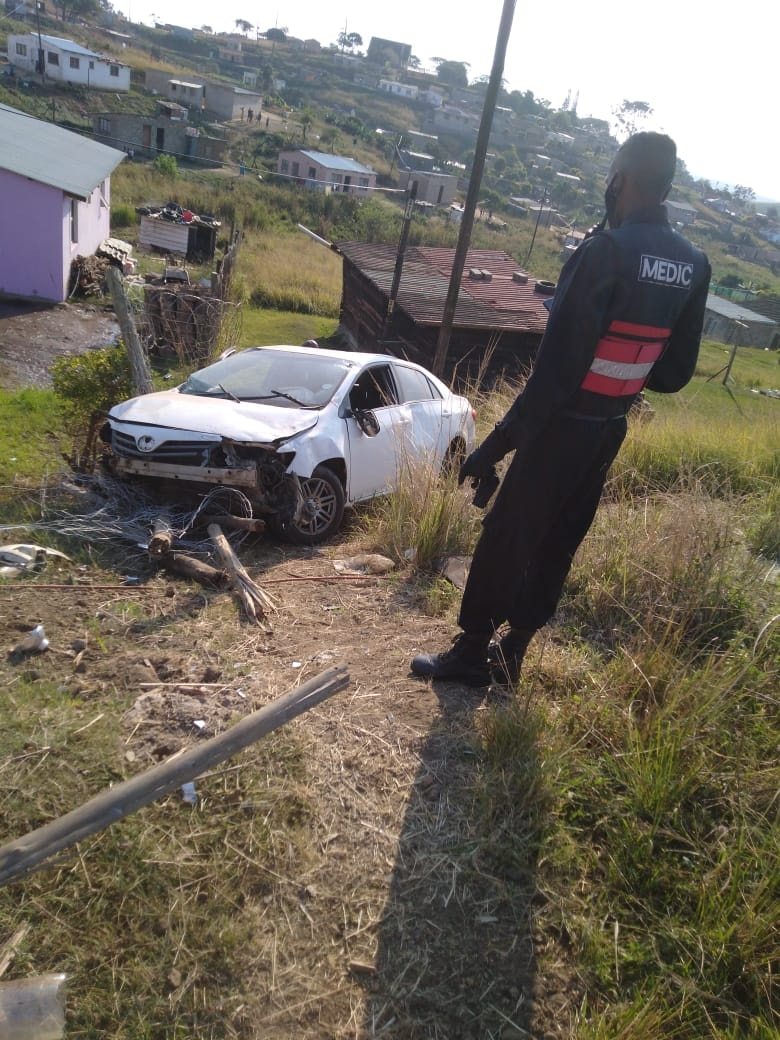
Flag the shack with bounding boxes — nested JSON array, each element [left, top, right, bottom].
[[138, 203, 220, 261], [336, 242, 552, 380], [703, 294, 778, 350]]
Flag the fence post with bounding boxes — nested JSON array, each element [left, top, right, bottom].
[[106, 267, 154, 395]]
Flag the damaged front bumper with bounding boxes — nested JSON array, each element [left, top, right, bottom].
[[111, 455, 261, 490]]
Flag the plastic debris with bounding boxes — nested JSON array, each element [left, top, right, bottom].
[[333, 554, 395, 575], [12, 625, 49, 655], [0, 972, 67, 1039], [0, 544, 71, 577], [181, 782, 197, 806]]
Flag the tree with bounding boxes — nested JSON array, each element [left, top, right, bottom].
[[319, 126, 340, 154], [432, 58, 469, 88], [55, 0, 99, 22], [235, 18, 253, 35], [733, 184, 756, 205], [200, 24, 213, 33], [337, 31, 363, 52], [480, 188, 502, 220], [265, 26, 287, 42], [611, 99, 653, 141], [300, 109, 314, 143]]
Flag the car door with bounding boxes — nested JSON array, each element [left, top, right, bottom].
[[343, 363, 412, 500], [391, 362, 452, 466]]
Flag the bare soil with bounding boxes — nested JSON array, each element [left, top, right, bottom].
[[0, 299, 119, 389]]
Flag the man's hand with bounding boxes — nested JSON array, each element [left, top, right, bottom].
[[457, 444, 496, 486]]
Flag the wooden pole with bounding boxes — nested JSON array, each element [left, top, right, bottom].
[[432, 0, 517, 378], [106, 266, 154, 396], [0, 665, 349, 888], [382, 179, 418, 339]]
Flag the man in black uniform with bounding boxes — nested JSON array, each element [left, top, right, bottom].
[[411, 132, 711, 686]]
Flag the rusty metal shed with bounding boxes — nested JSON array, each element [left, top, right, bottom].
[[335, 242, 552, 380]]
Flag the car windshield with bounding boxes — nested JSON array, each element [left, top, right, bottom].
[[179, 349, 353, 409]]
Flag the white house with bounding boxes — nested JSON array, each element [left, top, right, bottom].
[[378, 79, 419, 100], [0, 103, 125, 302], [8, 33, 130, 91], [277, 149, 376, 196]]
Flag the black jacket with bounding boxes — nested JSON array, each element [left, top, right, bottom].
[[487, 204, 711, 457]]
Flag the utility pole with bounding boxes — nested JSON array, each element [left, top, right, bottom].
[[382, 179, 418, 339], [432, 0, 516, 378], [35, 0, 45, 82]]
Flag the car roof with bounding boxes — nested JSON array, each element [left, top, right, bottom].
[[249, 344, 448, 384]]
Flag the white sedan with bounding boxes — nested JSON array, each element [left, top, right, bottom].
[[105, 344, 476, 544]]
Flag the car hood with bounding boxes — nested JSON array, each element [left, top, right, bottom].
[[108, 390, 320, 443]]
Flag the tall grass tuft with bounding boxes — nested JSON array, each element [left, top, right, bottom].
[[474, 465, 779, 1037], [567, 486, 768, 654], [359, 457, 479, 573]]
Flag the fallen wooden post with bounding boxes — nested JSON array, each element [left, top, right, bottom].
[[208, 522, 276, 623], [0, 665, 349, 888], [159, 552, 227, 588], [147, 517, 174, 557], [202, 513, 266, 534]]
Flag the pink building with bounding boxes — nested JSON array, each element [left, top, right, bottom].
[[0, 103, 125, 302]]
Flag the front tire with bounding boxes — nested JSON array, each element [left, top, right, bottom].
[[274, 464, 346, 545]]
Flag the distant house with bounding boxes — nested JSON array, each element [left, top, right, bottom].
[[378, 79, 418, 100], [277, 150, 376, 195], [145, 68, 262, 121], [665, 199, 697, 226], [216, 37, 242, 63], [0, 103, 125, 302], [703, 294, 778, 350], [366, 37, 411, 68], [429, 105, 479, 139], [8, 33, 130, 91], [336, 242, 552, 379], [92, 102, 227, 166], [399, 169, 457, 207]]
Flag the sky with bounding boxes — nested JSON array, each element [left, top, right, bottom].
[[130, 0, 779, 201]]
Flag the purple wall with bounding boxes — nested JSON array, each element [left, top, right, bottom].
[[0, 170, 112, 302]]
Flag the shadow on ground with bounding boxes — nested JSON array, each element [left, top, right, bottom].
[[361, 680, 540, 1039]]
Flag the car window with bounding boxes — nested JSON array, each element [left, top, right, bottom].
[[348, 365, 398, 412], [394, 365, 441, 404], [179, 349, 352, 408]]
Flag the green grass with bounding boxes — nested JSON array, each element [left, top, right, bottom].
[[0, 389, 69, 486], [0, 672, 312, 1039], [238, 308, 339, 348]]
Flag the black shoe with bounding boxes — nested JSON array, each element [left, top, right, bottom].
[[487, 628, 534, 685], [411, 633, 492, 687]]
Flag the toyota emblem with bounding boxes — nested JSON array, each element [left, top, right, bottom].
[[137, 435, 157, 453]]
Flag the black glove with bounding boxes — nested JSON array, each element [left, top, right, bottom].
[[458, 447, 494, 486], [457, 424, 510, 487]]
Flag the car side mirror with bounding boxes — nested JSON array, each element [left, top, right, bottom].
[[353, 408, 380, 437]]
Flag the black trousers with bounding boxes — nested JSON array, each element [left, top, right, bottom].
[[458, 415, 628, 636]]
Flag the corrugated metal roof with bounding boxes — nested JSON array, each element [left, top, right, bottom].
[[39, 33, 101, 58], [0, 103, 125, 200], [300, 150, 374, 175], [337, 242, 551, 332], [705, 293, 776, 325]]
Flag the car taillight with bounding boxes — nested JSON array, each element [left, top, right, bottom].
[[471, 408, 477, 420]]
